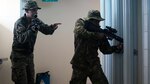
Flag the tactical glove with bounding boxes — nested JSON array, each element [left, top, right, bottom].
[[113, 43, 123, 53]]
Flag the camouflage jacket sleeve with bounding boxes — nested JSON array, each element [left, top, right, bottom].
[[35, 18, 55, 35], [74, 18, 99, 39], [13, 21, 37, 44], [98, 37, 118, 54]]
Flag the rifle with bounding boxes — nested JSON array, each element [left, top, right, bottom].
[[83, 20, 123, 43]]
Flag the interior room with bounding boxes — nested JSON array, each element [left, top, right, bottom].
[[0, 0, 150, 84], [0, 0, 100, 84]]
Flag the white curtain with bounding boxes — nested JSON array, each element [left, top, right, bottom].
[[148, 0, 150, 84], [100, 0, 123, 84], [100, 0, 112, 84], [100, 0, 140, 84], [142, 0, 150, 84]]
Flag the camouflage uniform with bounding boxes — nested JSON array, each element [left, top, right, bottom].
[[10, 1, 56, 84], [70, 10, 119, 84]]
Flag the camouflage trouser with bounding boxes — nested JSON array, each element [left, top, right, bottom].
[[70, 64, 109, 84], [10, 51, 35, 84]]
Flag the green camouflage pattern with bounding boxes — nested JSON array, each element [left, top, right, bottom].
[[10, 51, 34, 84], [70, 64, 109, 84], [86, 10, 105, 21], [71, 18, 115, 68], [70, 18, 115, 84], [23, 1, 41, 10], [11, 13, 55, 84], [12, 14, 55, 55]]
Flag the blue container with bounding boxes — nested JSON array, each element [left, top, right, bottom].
[[36, 71, 50, 84]]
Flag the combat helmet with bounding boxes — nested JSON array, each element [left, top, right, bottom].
[[23, 1, 41, 10], [86, 10, 105, 21]]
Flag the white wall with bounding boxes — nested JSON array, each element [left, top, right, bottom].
[[35, 0, 99, 84], [0, 0, 100, 84], [0, 25, 13, 84], [0, 0, 20, 32], [0, 0, 20, 84]]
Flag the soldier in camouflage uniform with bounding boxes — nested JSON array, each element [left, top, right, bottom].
[[70, 10, 123, 84], [10, 1, 61, 84]]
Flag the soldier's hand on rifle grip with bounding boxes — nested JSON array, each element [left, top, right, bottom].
[[116, 43, 123, 53], [117, 43, 123, 49]]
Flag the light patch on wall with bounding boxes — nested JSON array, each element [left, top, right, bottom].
[[0, 0, 20, 32]]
